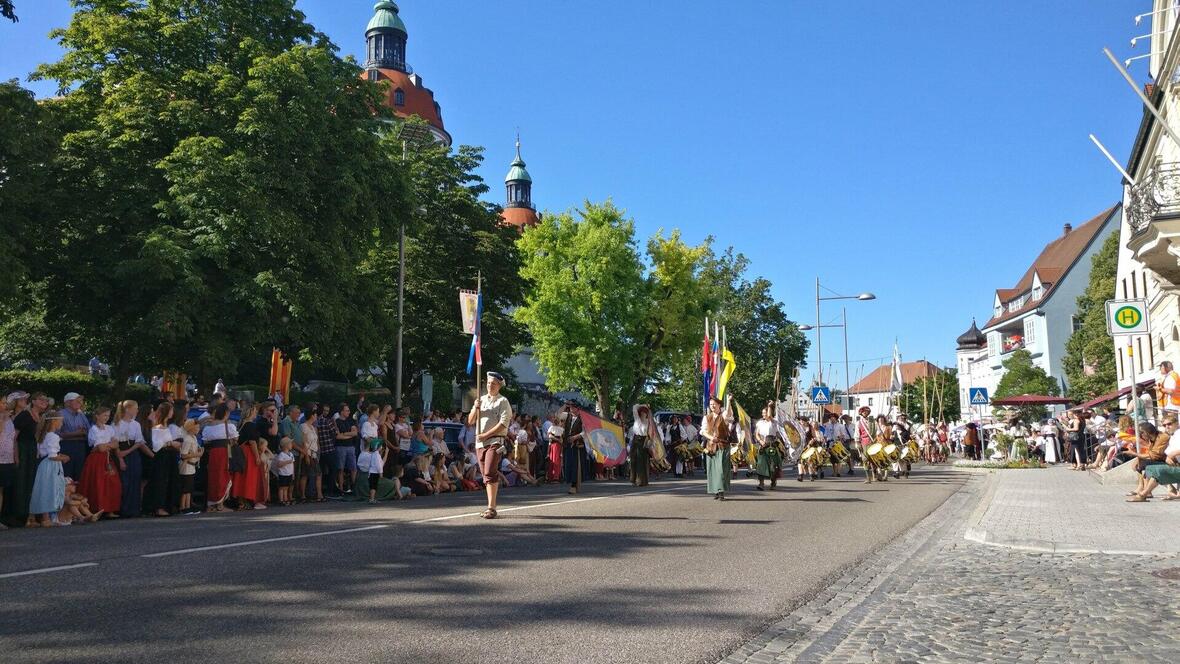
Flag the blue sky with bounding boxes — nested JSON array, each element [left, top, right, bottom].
[[0, 1, 1149, 390]]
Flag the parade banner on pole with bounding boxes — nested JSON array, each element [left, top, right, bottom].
[[701, 317, 713, 412], [465, 278, 483, 375], [268, 349, 293, 403], [459, 290, 479, 335], [576, 408, 627, 467], [162, 371, 187, 400]]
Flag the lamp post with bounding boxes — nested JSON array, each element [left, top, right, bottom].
[[801, 278, 875, 409]]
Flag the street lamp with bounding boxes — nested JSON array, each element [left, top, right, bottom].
[[807, 278, 877, 410]]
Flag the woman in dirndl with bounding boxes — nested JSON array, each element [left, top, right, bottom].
[[753, 403, 783, 491], [629, 405, 658, 487], [546, 415, 564, 482], [80, 406, 121, 515], [113, 400, 151, 517], [702, 396, 734, 500], [29, 411, 67, 526], [201, 403, 237, 511], [146, 401, 183, 516], [231, 403, 265, 509]]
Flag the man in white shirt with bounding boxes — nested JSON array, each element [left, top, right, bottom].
[[467, 371, 512, 519]]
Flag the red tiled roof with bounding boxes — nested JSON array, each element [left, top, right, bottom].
[[848, 360, 940, 395], [370, 68, 447, 137], [501, 206, 540, 229], [982, 206, 1118, 329]]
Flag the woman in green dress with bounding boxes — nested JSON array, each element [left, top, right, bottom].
[[702, 396, 734, 500], [753, 403, 783, 491]]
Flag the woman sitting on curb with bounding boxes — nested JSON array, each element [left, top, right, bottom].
[[1129, 419, 1180, 502]]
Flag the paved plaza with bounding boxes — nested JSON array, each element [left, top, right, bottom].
[[723, 467, 1180, 663]]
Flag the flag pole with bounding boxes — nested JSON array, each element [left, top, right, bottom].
[[474, 271, 483, 408]]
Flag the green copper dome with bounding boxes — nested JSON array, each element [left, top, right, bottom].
[[367, 1, 407, 34], [505, 142, 532, 183]]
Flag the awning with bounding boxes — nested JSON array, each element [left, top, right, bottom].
[[1075, 379, 1155, 411], [990, 394, 1074, 406]]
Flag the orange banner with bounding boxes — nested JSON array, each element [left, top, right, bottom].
[[267, 349, 293, 403]]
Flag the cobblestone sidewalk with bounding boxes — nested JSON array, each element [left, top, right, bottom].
[[967, 465, 1180, 554], [722, 473, 1180, 663]]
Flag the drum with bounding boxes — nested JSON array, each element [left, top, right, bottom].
[[802, 447, 829, 466], [905, 440, 921, 461], [865, 442, 888, 466], [883, 443, 902, 462], [829, 440, 849, 462]]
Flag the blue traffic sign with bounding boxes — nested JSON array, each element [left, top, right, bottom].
[[969, 388, 989, 406], [810, 386, 832, 405]]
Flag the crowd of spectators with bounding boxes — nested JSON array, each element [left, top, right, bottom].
[[0, 388, 591, 528]]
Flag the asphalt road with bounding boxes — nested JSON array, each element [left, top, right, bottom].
[[0, 465, 966, 664]]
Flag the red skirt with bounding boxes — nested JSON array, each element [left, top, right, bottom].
[[231, 447, 263, 502], [206, 447, 230, 505], [79, 450, 121, 513], [546, 443, 563, 482]]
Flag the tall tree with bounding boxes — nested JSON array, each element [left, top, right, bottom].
[[1063, 231, 1119, 400], [364, 131, 525, 402], [516, 201, 713, 414], [1, 1, 15, 22], [994, 348, 1060, 421], [0, 80, 57, 366], [23, 0, 408, 394], [658, 246, 808, 412]]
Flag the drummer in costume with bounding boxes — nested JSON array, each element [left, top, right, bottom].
[[701, 396, 734, 500], [823, 413, 852, 478], [855, 407, 884, 483], [840, 414, 860, 471], [798, 418, 828, 481], [629, 405, 659, 487], [892, 413, 915, 479], [753, 403, 783, 490], [875, 415, 895, 482]]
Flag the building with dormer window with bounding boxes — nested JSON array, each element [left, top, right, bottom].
[[969, 206, 1120, 399]]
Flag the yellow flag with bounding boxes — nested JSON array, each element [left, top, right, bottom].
[[718, 348, 736, 400]]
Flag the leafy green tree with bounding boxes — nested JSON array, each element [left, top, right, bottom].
[[657, 246, 808, 413], [994, 348, 1060, 421], [1, 1, 15, 22], [0, 80, 58, 363], [1063, 231, 1119, 400], [900, 368, 960, 422], [364, 132, 525, 402], [21, 0, 409, 395], [516, 201, 713, 414]]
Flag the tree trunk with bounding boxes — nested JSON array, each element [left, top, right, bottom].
[[110, 348, 131, 404]]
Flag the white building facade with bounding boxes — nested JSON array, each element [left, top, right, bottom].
[[1117, 0, 1180, 407], [955, 321, 996, 422]]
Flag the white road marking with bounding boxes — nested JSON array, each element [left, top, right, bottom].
[[408, 485, 692, 524], [140, 524, 389, 558], [0, 562, 99, 579]]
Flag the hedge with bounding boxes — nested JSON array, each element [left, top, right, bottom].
[[0, 369, 152, 406]]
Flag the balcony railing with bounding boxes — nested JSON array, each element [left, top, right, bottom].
[[1129, 162, 1180, 234]]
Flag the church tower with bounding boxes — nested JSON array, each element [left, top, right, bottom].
[[501, 136, 540, 229], [363, 2, 451, 146]]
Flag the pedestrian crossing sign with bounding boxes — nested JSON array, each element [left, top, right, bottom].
[[969, 388, 989, 406], [810, 386, 832, 405]]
